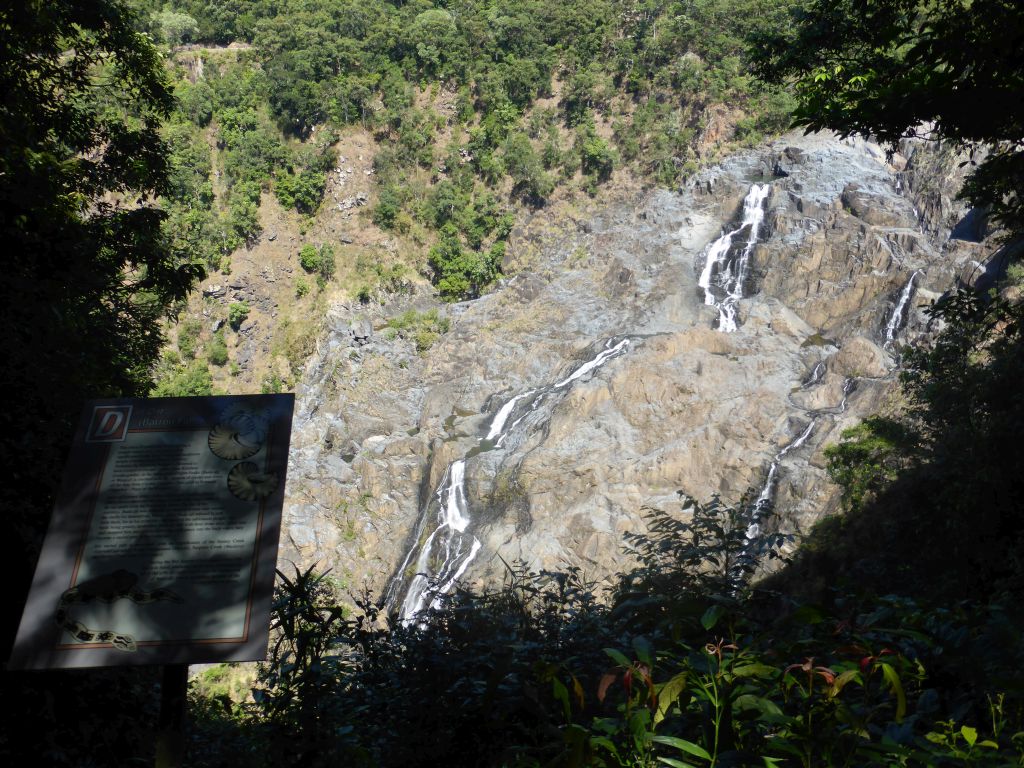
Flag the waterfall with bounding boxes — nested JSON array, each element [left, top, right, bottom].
[[398, 460, 478, 620], [746, 419, 816, 539], [802, 361, 826, 389], [554, 338, 630, 387], [486, 390, 534, 443], [388, 338, 632, 624], [884, 270, 922, 346], [698, 183, 771, 332], [836, 378, 855, 414]]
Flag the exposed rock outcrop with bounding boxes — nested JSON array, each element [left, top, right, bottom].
[[282, 131, 996, 607]]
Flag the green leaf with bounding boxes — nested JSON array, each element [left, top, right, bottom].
[[879, 663, 906, 722], [960, 725, 978, 747], [733, 694, 784, 718], [731, 662, 777, 679], [828, 668, 862, 698], [654, 673, 688, 727], [657, 758, 699, 768], [633, 635, 654, 666], [652, 735, 711, 760], [552, 677, 570, 720], [590, 736, 619, 756], [701, 604, 726, 630], [605, 648, 631, 667]]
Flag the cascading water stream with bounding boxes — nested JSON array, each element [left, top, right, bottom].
[[884, 270, 922, 347], [388, 338, 632, 624], [803, 361, 826, 389], [397, 460, 480, 620], [746, 419, 816, 539], [486, 390, 534, 445], [698, 183, 771, 332], [834, 378, 855, 414]]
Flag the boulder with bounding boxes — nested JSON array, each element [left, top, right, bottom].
[[350, 317, 372, 344], [829, 336, 892, 378]]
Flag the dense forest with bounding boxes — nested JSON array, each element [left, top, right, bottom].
[[141, 0, 796, 288], [1, 0, 1023, 765], [119, 0, 804, 398]]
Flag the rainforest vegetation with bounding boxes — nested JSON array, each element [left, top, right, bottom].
[[136, 0, 798, 294], [129, 0, 802, 395], [1, 0, 1023, 765]]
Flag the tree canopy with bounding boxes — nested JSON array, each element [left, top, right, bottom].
[[754, 0, 1024, 233], [0, 0, 202, 655]]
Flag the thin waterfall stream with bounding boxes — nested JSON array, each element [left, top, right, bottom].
[[747, 419, 816, 539], [386, 338, 632, 623], [884, 270, 922, 347]]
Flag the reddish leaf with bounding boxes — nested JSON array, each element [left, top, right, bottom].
[[597, 672, 616, 703]]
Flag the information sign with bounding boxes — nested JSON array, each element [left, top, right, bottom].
[[9, 394, 294, 669]]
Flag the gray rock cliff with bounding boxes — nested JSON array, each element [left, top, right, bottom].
[[281, 131, 996, 612]]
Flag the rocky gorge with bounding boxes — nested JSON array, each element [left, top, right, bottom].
[[281, 130, 996, 616]]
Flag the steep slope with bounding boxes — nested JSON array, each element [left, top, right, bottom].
[[282, 131, 987, 611]]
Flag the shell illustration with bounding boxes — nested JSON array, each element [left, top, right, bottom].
[[220, 404, 270, 440], [208, 405, 272, 460], [208, 423, 262, 460], [227, 461, 279, 501]]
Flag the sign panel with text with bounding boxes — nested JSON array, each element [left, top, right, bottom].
[[9, 394, 294, 669]]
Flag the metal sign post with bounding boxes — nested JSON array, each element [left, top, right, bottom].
[[156, 664, 190, 768]]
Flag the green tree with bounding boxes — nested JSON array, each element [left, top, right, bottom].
[[0, 0, 203, 633], [176, 317, 204, 360], [0, 1, 202, 762], [275, 169, 327, 214], [207, 331, 229, 366], [152, 8, 199, 46], [577, 122, 616, 189], [299, 243, 321, 273], [407, 8, 468, 79], [373, 184, 403, 230], [229, 301, 251, 329], [316, 243, 336, 282], [428, 225, 500, 301], [153, 358, 214, 396], [753, 0, 1024, 233], [502, 132, 554, 202], [824, 417, 917, 513], [163, 121, 214, 204], [176, 77, 214, 126]]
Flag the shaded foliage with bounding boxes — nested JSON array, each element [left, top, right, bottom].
[[187, 495, 1024, 767], [0, 1, 200, 765], [0, 0, 201, 648], [799, 290, 1024, 603]]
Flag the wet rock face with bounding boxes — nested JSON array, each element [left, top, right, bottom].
[[283, 131, 989, 605]]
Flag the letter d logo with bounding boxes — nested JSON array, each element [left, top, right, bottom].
[[86, 405, 132, 442]]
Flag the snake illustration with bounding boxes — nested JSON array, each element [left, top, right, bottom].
[[55, 569, 183, 652]]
